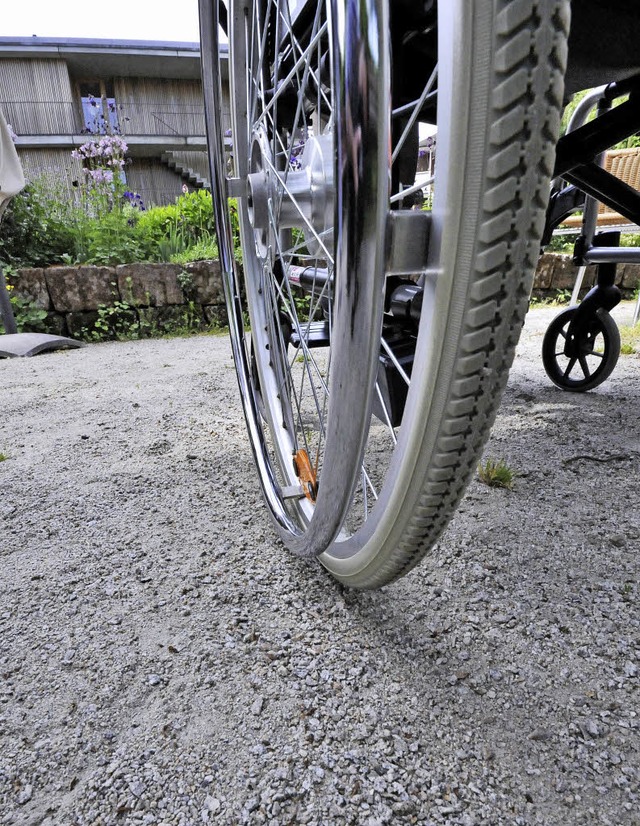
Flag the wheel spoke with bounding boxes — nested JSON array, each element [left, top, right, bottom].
[[268, 215, 332, 399], [374, 383, 398, 446], [391, 67, 438, 165], [277, 2, 326, 194], [389, 176, 434, 205], [279, 6, 332, 118], [254, 20, 328, 130], [578, 354, 592, 379], [380, 336, 410, 386]]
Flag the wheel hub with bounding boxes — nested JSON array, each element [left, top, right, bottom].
[[246, 130, 334, 259]]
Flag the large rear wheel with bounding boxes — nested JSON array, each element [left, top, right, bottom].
[[200, 0, 570, 587]]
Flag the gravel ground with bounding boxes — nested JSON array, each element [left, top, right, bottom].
[[1, 304, 638, 826]]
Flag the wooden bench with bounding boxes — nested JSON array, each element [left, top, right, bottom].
[[562, 147, 640, 231]]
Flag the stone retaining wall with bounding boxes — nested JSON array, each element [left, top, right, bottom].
[[9, 254, 640, 340], [533, 253, 640, 295], [10, 261, 226, 338]]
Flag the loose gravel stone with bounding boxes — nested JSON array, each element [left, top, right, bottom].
[[0, 305, 638, 825]]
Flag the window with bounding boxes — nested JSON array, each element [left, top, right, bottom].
[[79, 81, 119, 135]]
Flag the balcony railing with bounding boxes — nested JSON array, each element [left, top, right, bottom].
[[0, 100, 220, 138]]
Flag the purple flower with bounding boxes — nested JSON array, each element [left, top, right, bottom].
[[122, 190, 145, 210]]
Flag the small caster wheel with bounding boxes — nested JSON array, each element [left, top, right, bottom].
[[542, 306, 620, 392]]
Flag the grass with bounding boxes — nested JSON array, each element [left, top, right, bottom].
[[159, 323, 228, 340], [477, 458, 515, 490], [0, 452, 8, 462], [619, 323, 640, 355]]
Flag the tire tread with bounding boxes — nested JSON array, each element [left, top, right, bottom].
[[346, 0, 570, 588]]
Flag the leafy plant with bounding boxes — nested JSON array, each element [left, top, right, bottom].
[[292, 288, 312, 321], [0, 181, 76, 268], [621, 581, 634, 603], [173, 189, 214, 240], [157, 223, 189, 262], [168, 303, 206, 336], [136, 189, 215, 260], [477, 458, 515, 490], [529, 289, 573, 308], [9, 294, 48, 332], [176, 269, 194, 294], [82, 211, 147, 265], [547, 232, 578, 255], [85, 300, 139, 341]]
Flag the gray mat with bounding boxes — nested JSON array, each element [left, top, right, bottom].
[[0, 333, 85, 358]]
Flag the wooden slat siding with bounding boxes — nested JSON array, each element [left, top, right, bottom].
[[126, 158, 184, 206], [114, 77, 206, 136], [19, 151, 182, 208], [0, 59, 79, 134], [18, 148, 84, 201], [18, 152, 199, 208]]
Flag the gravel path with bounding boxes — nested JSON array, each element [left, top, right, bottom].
[[1, 304, 638, 826]]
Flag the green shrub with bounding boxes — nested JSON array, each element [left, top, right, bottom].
[[135, 202, 179, 253], [0, 181, 75, 268], [136, 190, 215, 260], [173, 189, 214, 239], [2, 178, 224, 270], [157, 223, 190, 262]]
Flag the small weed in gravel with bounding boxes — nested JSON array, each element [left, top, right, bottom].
[[478, 458, 514, 489]]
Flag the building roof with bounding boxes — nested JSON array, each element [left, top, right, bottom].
[[0, 36, 228, 80]]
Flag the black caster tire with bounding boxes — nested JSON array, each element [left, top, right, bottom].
[[542, 306, 620, 392]]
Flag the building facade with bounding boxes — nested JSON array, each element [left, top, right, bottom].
[[0, 36, 230, 206]]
